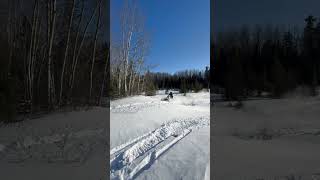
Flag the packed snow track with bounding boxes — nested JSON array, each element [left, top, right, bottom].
[[110, 116, 209, 180], [110, 91, 210, 180]]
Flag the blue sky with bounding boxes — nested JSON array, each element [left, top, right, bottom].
[[111, 0, 210, 73]]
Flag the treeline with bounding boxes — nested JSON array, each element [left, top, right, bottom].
[[212, 15, 320, 100], [0, 0, 109, 123], [151, 67, 210, 94]]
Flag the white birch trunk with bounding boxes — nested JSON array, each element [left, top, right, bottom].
[[89, 3, 101, 104], [59, 0, 76, 106]]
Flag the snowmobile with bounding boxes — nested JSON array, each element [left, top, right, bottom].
[[161, 92, 174, 101]]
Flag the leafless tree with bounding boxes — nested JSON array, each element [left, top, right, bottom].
[[58, 0, 76, 106], [47, 0, 57, 108], [110, 0, 150, 98], [69, 0, 102, 101], [89, 2, 102, 103]]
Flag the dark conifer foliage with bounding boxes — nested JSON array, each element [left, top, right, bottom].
[[151, 67, 210, 93], [212, 15, 320, 100]]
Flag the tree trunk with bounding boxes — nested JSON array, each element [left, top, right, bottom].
[[131, 71, 136, 94], [26, 0, 39, 111], [47, 0, 57, 109], [59, 0, 76, 106], [128, 64, 133, 94], [89, 3, 101, 104], [68, 0, 84, 102], [123, 31, 133, 95], [99, 50, 109, 105], [118, 68, 122, 96], [69, 0, 102, 100], [137, 74, 141, 93]]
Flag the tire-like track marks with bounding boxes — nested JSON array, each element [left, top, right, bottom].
[[110, 101, 169, 113], [110, 116, 209, 180]]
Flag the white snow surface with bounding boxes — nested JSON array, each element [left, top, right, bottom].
[[0, 108, 108, 180], [213, 95, 320, 180], [110, 91, 210, 180]]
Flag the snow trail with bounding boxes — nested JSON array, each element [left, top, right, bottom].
[[110, 116, 209, 179], [110, 92, 210, 179], [110, 101, 169, 113], [128, 129, 192, 180]]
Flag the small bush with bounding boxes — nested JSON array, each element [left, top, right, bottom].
[[145, 83, 156, 96], [227, 101, 243, 109], [180, 79, 187, 95], [193, 81, 203, 92]]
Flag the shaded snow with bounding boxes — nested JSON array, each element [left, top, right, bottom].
[[213, 96, 320, 180], [0, 108, 108, 180]]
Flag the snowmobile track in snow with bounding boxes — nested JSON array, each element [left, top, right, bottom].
[[109, 116, 209, 180], [110, 101, 169, 113]]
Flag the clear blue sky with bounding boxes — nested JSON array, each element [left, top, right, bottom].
[[111, 0, 210, 73]]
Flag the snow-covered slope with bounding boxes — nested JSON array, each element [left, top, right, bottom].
[[212, 96, 320, 180], [0, 108, 108, 180], [110, 91, 210, 180]]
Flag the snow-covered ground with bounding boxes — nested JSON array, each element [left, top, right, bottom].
[[110, 91, 210, 180], [212, 95, 320, 180], [0, 108, 108, 180]]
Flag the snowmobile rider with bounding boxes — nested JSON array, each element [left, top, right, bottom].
[[169, 92, 173, 99]]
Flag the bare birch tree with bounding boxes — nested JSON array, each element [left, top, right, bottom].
[[69, 0, 102, 101], [110, 0, 150, 97], [26, 0, 41, 110], [99, 48, 109, 105], [1, 0, 110, 122], [47, 0, 57, 108], [58, 0, 76, 106], [89, 2, 101, 103]]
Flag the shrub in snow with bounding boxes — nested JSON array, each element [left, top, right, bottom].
[[145, 83, 156, 96], [284, 86, 320, 98], [227, 101, 243, 109], [144, 72, 156, 96], [192, 81, 203, 93], [180, 79, 187, 95]]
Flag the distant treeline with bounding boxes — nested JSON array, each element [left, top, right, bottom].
[[150, 67, 210, 94], [212, 15, 320, 100]]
